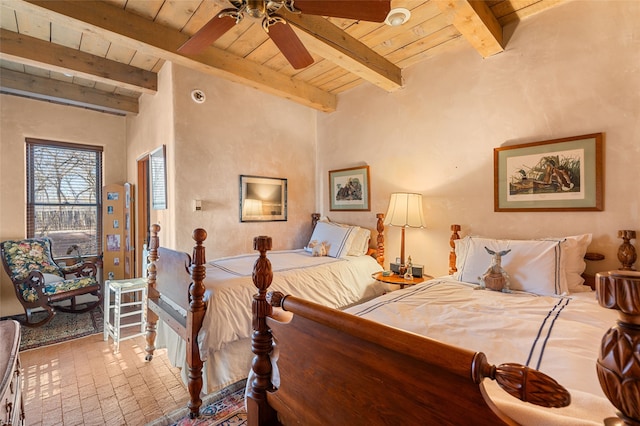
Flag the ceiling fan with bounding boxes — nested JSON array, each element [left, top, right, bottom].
[[178, 0, 391, 69]]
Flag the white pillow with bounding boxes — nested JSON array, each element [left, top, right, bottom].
[[544, 234, 592, 292], [347, 228, 371, 256], [455, 236, 566, 296], [305, 221, 356, 258], [319, 218, 371, 256]]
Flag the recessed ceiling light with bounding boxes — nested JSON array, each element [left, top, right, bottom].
[[385, 8, 411, 27]]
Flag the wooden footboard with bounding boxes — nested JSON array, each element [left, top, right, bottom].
[[144, 213, 369, 419], [144, 224, 208, 419]]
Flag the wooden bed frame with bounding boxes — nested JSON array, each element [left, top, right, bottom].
[[142, 213, 385, 419], [244, 219, 638, 426]]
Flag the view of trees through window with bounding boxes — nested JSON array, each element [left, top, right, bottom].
[[26, 139, 103, 259]]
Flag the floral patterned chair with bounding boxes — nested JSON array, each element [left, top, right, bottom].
[[1, 238, 102, 327]]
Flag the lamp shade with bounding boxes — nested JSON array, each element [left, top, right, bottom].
[[383, 193, 426, 228]]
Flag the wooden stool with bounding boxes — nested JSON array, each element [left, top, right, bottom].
[[103, 278, 148, 353]]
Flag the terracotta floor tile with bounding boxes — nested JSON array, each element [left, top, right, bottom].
[[61, 407, 84, 426], [20, 334, 189, 425]]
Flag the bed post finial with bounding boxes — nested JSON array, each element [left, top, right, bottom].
[[449, 224, 461, 275], [248, 236, 278, 425], [472, 352, 571, 408], [145, 224, 160, 362], [187, 228, 208, 419], [312, 213, 321, 229], [376, 213, 385, 267]]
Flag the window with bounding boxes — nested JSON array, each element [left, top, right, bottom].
[[26, 138, 103, 259], [150, 145, 167, 210]]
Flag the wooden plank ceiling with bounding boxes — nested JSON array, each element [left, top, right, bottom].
[[0, 0, 566, 115]]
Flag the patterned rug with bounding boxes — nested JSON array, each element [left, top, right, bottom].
[[147, 380, 247, 426], [1, 305, 103, 351]]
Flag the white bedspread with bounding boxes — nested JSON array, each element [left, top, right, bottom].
[[159, 250, 385, 392], [343, 277, 620, 425], [199, 250, 385, 354]]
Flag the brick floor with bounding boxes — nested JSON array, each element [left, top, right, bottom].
[[19, 334, 189, 426]]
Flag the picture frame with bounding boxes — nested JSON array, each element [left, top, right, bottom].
[[106, 234, 121, 251], [240, 175, 287, 222], [494, 133, 603, 212], [150, 145, 167, 210], [329, 165, 371, 211]]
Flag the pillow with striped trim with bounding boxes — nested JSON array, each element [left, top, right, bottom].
[[305, 221, 356, 258], [454, 236, 567, 296]]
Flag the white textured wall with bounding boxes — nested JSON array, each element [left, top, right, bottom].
[[126, 62, 177, 248], [318, 0, 640, 277], [169, 64, 317, 256], [127, 62, 318, 257], [0, 96, 126, 316]]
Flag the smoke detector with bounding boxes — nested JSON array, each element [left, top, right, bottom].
[[191, 89, 206, 104], [385, 8, 411, 26]]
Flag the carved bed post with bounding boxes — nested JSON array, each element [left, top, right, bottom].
[[595, 270, 640, 425], [187, 228, 207, 419], [449, 224, 461, 275], [311, 213, 320, 229], [376, 213, 385, 267], [617, 230, 637, 271], [145, 224, 160, 361], [247, 236, 278, 426]]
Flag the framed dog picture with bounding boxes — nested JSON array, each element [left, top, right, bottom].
[[329, 165, 370, 211]]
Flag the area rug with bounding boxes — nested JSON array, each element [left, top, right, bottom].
[[147, 379, 247, 426], [1, 306, 103, 351]]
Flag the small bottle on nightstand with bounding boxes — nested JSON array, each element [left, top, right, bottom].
[[404, 256, 413, 280]]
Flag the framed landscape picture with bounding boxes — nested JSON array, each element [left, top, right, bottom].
[[494, 133, 603, 212], [239, 175, 287, 222], [329, 165, 371, 211]]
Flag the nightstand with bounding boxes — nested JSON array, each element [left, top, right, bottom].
[[372, 271, 429, 289]]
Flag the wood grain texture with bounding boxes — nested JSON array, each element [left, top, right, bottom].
[[595, 270, 640, 425], [1, 0, 567, 113]]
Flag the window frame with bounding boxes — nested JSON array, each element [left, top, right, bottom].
[[26, 138, 103, 259]]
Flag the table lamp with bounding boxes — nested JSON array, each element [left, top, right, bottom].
[[383, 192, 426, 268]]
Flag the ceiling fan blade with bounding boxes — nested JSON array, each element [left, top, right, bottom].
[[267, 20, 314, 69], [178, 10, 237, 55], [293, 0, 391, 22]]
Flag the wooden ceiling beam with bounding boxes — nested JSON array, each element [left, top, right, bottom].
[[281, 10, 403, 92], [16, 0, 337, 112], [0, 28, 157, 94], [0, 67, 138, 115], [436, 0, 503, 58]]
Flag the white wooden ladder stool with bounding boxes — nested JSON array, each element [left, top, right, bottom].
[[103, 277, 148, 353]]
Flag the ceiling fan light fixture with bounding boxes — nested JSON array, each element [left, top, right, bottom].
[[246, 0, 267, 18], [385, 8, 411, 26]]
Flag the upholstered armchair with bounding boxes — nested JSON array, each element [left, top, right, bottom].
[[1, 238, 102, 327]]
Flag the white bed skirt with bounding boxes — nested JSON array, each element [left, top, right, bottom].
[[156, 320, 254, 393]]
